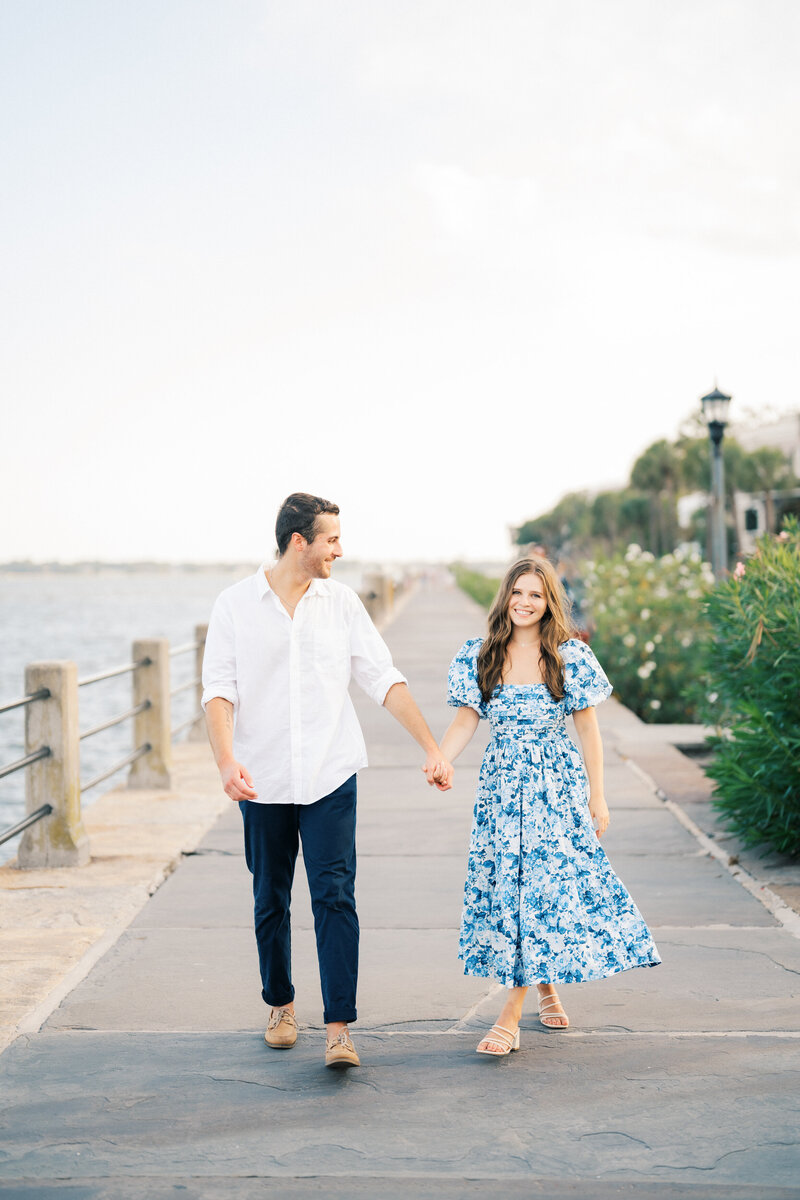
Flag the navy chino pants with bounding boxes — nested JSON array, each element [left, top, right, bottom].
[[239, 774, 358, 1025]]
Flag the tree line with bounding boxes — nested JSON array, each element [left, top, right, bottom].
[[514, 423, 798, 560]]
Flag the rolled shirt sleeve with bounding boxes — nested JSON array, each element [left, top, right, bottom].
[[201, 594, 240, 711], [348, 593, 406, 705]]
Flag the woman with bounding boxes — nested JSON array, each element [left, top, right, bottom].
[[437, 557, 660, 1055]]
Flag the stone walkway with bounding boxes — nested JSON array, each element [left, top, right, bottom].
[[1, 579, 798, 1198]]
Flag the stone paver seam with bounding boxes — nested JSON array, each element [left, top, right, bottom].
[[447, 981, 503, 1032], [622, 756, 800, 940], [357, 1028, 800, 1038]]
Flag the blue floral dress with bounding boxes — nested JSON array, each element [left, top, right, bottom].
[[449, 638, 661, 988]]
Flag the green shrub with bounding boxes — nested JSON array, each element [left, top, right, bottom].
[[700, 520, 800, 857], [451, 565, 499, 611], [581, 546, 713, 722]]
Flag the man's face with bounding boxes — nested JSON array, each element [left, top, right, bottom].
[[300, 513, 343, 579]]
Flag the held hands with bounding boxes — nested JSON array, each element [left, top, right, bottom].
[[589, 793, 609, 838], [422, 750, 454, 792], [220, 759, 258, 802]]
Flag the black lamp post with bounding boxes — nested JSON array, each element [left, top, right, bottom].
[[700, 385, 732, 579]]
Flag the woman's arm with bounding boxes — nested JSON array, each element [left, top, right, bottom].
[[438, 706, 481, 766], [571, 706, 609, 836]]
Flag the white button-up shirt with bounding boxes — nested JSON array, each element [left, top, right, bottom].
[[201, 567, 407, 805]]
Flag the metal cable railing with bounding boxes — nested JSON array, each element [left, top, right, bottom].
[[0, 745, 52, 782], [0, 804, 53, 848], [80, 743, 152, 794], [78, 659, 150, 688], [169, 642, 196, 658], [0, 627, 207, 858], [172, 713, 204, 739], [80, 700, 151, 742], [0, 686, 54, 840], [170, 677, 199, 697], [0, 688, 51, 716]]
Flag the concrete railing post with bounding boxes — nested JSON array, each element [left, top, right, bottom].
[[188, 623, 208, 742], [128, 639, 172, 789], [18, 661, 89, 868], [362, 571, 393, 624]]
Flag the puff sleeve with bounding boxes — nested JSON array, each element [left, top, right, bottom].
[[561, 639, 613, 714], [447, 638, 488, 718]]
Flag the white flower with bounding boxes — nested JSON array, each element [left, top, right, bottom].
[[640, 608, 651, 620], [637, 661, 656, 679], [645, 640, 655, 653], [680, 636, 693, 648], [623, 633, 636, 648], [650, 699, 661, 710], [625, 544, 643, 562], [707, 692, 718, 704], [654, 634, 663, 644], [641, 551, 655, 563]]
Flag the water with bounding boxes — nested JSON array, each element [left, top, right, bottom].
[[0, 561, 367, 864]]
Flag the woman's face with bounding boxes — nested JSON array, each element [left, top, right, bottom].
[[507, 572, 548, 633]]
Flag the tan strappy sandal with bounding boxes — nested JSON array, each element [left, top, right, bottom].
[[538, 991, 569, 1030], [476, 1024, 521, 1056]]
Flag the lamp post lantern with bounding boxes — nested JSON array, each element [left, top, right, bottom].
[[700, 385, 732, 579]]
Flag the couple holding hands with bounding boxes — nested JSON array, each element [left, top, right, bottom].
[[202, 493, 659, 1069]]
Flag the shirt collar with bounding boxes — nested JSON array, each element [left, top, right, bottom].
[[255, 565, 332, 600]]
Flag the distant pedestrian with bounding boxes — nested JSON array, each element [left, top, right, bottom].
[[202, 493, 453, 1069], [433, 557, 660, 1056]]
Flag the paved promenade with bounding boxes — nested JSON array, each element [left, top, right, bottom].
[[1, 579, 799, 1198]]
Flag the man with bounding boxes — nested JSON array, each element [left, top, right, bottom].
[[202, 493, 453, 1068]]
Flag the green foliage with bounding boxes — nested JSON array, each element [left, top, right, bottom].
[[514, 492, 593, 555], [451, 565, 499, 611], [514, 428, 798, 560], [582, 546, 714, 722], [699, 520, 800, 856]]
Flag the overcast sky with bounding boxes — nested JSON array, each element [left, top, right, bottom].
[[1, 1, 798, 564]]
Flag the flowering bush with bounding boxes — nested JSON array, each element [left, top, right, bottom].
[[699, 520, 800, 856], [581, 545, 714, 722]]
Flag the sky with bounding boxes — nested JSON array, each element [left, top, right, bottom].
[[1, 0, 798, 564]]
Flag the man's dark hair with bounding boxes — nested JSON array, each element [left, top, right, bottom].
[[275, 493, 340, 556]]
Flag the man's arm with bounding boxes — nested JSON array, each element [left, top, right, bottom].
[[205, 697, 258, 801], [347, 593, 453, 790], [382, 682, 454, 791], [201, 595, 257, 802]]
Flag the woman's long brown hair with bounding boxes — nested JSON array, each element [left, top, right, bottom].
[[476, 558, 576, 703]]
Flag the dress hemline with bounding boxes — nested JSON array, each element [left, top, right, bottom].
[[459, 953, 662, 988]]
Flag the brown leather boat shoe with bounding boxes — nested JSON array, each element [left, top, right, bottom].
[[264, 1007, 298, 1048], [325, 1029, 360, 1068]]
